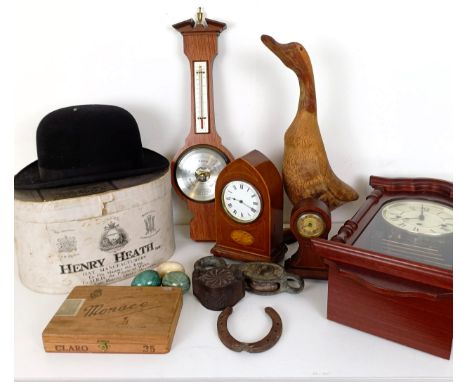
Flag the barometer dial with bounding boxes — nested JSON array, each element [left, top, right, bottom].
[[175, 146, 228, 202]]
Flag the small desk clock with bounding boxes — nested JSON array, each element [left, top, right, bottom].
[[285, 198, 331, 279], [172, 9, 233, 241], [211, 150, 287, 263], [312, 176, 453, 359]]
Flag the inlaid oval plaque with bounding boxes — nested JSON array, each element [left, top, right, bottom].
[[230, 230, 254, 246]]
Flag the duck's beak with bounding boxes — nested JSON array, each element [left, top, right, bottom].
[[261, 34, 298, 70], [260, 34, 278, 51]]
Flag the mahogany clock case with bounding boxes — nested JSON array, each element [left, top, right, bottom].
[[285, 198, 332, 279], [211, 150, 287, 263], [312, 176, 453, 359]]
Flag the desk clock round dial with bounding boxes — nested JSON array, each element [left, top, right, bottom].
[[296, 212, 326, 238], [285, 198, 332, 279], [382, 200, 453, 236], [221, 180, 262, 223], [175, 146, 228, 202]]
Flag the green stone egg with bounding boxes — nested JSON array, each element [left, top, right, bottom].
[[162, 271, 191, 293], [131, 270, 162, 287]]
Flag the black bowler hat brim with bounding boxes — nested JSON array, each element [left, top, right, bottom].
[[14, 148, 169, 190]]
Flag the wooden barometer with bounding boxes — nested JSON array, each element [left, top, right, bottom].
[[172, 8, 233, 241], [211, 150, 287, 263]]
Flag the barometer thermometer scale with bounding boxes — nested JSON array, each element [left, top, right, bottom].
[[172, 9, 234, 241], [194, 61, 209, 133]]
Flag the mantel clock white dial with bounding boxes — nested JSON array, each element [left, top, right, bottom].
[[221, 180, 262, 223]]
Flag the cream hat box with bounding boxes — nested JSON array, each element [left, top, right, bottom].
[[14, 171, 175, 294]]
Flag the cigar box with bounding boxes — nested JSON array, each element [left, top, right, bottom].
[[42, 286, 183, 354]]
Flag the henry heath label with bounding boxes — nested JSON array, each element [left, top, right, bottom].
[[14, 171, 175, 293]]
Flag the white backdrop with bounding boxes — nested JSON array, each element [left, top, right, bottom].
[[15, 0, 453, 224]]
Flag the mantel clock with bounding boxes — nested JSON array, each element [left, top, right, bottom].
[[211, 150, 287, 263]]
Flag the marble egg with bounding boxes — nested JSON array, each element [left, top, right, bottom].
[[162, 271, 191, 293], [155, 261, 185, 277], [131, 270, 162, 287]]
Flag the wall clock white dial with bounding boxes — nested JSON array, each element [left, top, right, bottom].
[[221, 180, 262, 223], [382, 199, 453, 236]]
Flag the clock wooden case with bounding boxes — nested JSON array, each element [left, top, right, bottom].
[[211, 150, 287, 263], [171, 11, 234, 241], [312, 176, 453, 359], [285, 198, 331, 279]]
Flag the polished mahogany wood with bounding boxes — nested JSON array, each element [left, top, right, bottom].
[[211, 150, 287, 263], [285, 198, 331, 279], [171, 16, 233, 241], [333, 176, 453, 245], [313, 176, 453, 358]]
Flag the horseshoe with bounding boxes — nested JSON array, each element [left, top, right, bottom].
[[217, 306, 282, 353]]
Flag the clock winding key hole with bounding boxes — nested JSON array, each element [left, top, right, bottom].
[[195, 167, 211, 182]]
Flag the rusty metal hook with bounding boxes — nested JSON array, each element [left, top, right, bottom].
[[217, 306, 282, 353]]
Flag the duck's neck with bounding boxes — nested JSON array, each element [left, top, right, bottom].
[[298, 71, 317, 114]]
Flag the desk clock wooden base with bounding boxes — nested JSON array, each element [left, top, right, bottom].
[[212, 242, 287, 264], [325, 258, 452, 359], [314, 176, 453, 359]]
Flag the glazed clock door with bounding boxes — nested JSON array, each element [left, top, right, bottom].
[[354, 198, 453, 269]]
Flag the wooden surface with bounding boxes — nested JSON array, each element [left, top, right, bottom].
[[285, 198, 331, 279], [171, 16, 233, 241], [261, 35, 358, 210], [42, 286, 183, 354], [313, 176, 453, 358], [211, 150, 286, 263], [326, 261, 452, 359]]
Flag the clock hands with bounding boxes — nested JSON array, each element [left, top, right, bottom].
[[418, 204, 425, 221], [231, 197, 255, 211]]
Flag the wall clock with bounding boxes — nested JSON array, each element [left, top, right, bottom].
[[172, 9, 234, 241], [311, 176, 453, 359], [211, 150, 287, 263], [285, 198, 331, 279]]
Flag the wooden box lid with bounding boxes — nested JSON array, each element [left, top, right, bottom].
[[42, 286, 183, 354]]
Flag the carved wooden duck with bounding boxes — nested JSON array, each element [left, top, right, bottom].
[[261, 34, 358, 210]]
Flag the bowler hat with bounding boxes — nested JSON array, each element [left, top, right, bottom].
[[14, 105, 169, 189]]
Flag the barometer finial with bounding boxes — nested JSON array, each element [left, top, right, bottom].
[[195, 7, 207, 27]]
